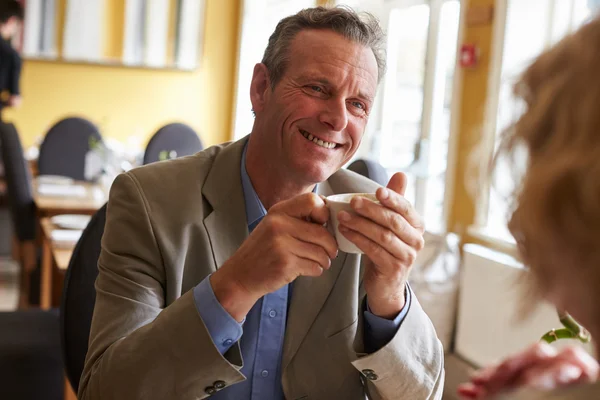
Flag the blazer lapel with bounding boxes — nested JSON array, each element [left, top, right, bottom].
[[202, 137, 250, 269], [282, 178, 347, 371]]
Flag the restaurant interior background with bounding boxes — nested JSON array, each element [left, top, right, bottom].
[[1, 0, 599, 399]]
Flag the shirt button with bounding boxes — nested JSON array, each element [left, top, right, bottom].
[[204, 386, 217, 395], [223, 339, 233, 346], [214, 380, 226, 389], [261, 369, 269, 378], [362, 369, 378, 381], [268, 310, 277, 318]]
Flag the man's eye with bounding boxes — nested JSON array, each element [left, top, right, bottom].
[[351, 101, 365, 110], [310, 86, 323, 93]]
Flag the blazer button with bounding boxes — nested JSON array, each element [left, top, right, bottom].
[[204, 386, 217, 395], [214, 380, 226, 389], [362, 369, 379, 381]]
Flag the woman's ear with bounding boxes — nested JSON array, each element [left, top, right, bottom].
[[250, 63, 271, 115]]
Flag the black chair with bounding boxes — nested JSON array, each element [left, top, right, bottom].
[[143, 123, 203, 165], [60, 204, 107, 393], [37, 117, 102, 181], [0, 309, 63, 400], [347, 158, 388, 186], [0, 122, 37, 305]]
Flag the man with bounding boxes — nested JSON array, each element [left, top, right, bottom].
[[0, 0, 22, 122], [80, 7, 444, 400]]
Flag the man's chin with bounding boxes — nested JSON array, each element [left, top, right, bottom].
[[299, 168, 337, 185]]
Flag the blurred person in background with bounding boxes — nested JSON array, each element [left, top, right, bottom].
[[458, 13, 600, 400], [0, 0, 22, 122]]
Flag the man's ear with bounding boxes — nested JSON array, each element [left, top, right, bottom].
[[250, 63, 271, 115]]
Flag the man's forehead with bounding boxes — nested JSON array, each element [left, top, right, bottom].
[[287, 30, 379, 86]]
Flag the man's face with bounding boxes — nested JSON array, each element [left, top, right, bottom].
[[251, 29, 379, 184]]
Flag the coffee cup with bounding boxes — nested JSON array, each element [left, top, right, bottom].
[[325, 193, 379, 254]]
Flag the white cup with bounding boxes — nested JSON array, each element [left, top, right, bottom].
[[325, 193, 379, 254]]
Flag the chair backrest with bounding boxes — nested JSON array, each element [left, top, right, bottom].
[[143, 123, 203, 165], [0, 309, 63, 400], [38, 117, 102, 181], [347, 158, 388, 186], [0, 122, 36, 242], [60, 204, 107, 393]]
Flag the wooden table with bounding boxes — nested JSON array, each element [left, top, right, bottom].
[[39, 218, 79, 309], [39, 218, 85, 400], [33, 179, 108, 217], [32, 178, 104, 400]]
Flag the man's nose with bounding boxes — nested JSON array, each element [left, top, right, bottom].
[[318, 98, 349, 132]]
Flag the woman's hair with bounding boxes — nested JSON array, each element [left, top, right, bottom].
[[500, 15, 600, 294]]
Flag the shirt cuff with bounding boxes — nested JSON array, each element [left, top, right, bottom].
[[193, 275, 244, 355], [363, 283, 412, 353]]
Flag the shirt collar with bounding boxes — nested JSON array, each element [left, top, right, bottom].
[[241, 143, 268, 228]]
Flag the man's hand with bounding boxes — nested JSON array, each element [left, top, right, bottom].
[[458, 342, 599, 399], [337, 172, 425, 319], [210, 193, 338, 322]]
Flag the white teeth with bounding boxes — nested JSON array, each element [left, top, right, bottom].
[[300, 129, 335, 149]]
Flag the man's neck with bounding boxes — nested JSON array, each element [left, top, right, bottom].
[[245, 138, 316, 210]]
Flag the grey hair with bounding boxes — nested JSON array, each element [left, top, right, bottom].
[[261, 6, 387, 88]]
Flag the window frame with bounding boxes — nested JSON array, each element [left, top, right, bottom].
[[474, 0, 593, 243], [373, 0, 464, 233]]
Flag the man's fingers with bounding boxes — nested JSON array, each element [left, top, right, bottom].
[[296, 258, 325, 278], [292, 221, 338, 259], [347, 199, 424, 249], [337, 211, 417, 265], [271, 192, 329, 224], [290, 239, 333, 270], [387, 172, 408, 197], [262, 214, 338, 259], [370, 187, 424, 232], [338, 224, 399, 270]]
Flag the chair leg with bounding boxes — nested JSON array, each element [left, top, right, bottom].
[[18, 240, 37, 309], [11, 235, 20, 264]]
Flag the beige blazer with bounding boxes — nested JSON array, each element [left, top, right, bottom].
[[79, 137, 444, 400]]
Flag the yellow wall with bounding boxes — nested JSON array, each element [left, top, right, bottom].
[[3, 0, 241, 148], [448, 0, 496, 236]]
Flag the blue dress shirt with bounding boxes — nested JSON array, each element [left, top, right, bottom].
[[192, 145, 412, 399]]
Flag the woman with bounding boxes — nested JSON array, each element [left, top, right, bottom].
[[458, 13, 600, 400]]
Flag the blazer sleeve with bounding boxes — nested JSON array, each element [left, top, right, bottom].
[[352, 295, 445, 400], [78, 172, 246, 400]]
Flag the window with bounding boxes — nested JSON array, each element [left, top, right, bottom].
[[479, 0, 595, 242], [22, 0, 58, 58], [233, 0, 461, 233], [345, 0, 461, 234], [232, 0, 316, 141]]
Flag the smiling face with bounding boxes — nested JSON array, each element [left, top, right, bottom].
[[249, 29, 379, 185]]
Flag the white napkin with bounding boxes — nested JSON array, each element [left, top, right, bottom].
[[50, 229, 83, 245], [38, 184, 87, 198]]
